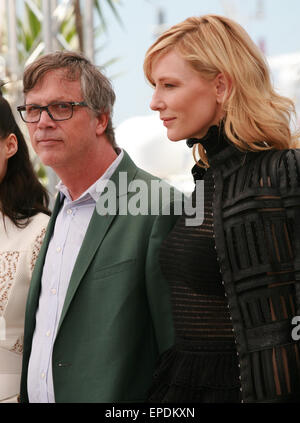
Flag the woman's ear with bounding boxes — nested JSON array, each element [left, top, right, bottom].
[[5, 133, 18, 159], [215, 73, 232, 104]]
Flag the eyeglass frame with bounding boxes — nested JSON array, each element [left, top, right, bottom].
[[16, 101, 88, 123]]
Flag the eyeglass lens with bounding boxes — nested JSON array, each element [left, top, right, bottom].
[[23, 103, 73, 122]]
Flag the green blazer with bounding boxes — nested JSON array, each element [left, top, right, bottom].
[[20, 151, 177, 403]]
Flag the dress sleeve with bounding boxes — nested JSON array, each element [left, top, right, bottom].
[[277, 149, 300, 303]]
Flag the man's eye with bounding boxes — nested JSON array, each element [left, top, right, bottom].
[[55, 103, 69, 109], [27, 106, 40, 113], [164, 83, 175, 88]]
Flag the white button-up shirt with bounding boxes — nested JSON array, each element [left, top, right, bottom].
[[27, 150, 123, 403]]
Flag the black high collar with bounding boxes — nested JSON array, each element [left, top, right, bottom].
[[187, 125, 249, 181], [186, 124, 229, 159]]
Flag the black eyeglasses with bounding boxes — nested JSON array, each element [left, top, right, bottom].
[[17, 101, 88, 123]]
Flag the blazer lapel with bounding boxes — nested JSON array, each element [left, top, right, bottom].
[[56, 151, 138, 333]]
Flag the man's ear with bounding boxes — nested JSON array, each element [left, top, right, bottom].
[[95, 113, 109, 136], [215, 73, 232, 104], [5, 133, 18, 159]]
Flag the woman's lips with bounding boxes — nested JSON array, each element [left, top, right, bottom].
[[162, 118, 176, 127]]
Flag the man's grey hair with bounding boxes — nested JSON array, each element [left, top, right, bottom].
[[23, 51, 117, 147]]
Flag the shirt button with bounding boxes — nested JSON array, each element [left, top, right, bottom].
[[46, 331, 51, 337], [51, 288, 57, 295], [41, 373, 45, 379], [67, 209, 72, 215], [56, 247, 61, 253]]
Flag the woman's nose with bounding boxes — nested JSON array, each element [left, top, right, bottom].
[[150, 92, 165, 111]]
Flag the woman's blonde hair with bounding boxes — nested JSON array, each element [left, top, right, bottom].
[[144, 15, 299, 166]]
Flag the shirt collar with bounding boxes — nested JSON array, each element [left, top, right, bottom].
[[56, 148, 124, 204]]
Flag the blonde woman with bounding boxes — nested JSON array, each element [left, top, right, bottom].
[[0, 95, 50, 402], [144, 14, 300, 403]]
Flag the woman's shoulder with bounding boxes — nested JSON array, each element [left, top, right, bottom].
[[26, 212, 50, 235], [0, 212, 49, 252], [28, 211, 50, 226], [252, 148, 300, 170], [261, 148, 300, 189], [253, 147, 300, 160], [272, 148, 300, 173], [0, 212, 50, 232]]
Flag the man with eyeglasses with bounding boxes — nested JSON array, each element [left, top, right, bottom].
[[18, 51, 176, 403]]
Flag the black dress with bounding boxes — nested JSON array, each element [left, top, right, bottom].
[[148, 129, 241, 403]]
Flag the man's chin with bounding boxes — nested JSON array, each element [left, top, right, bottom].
[[38, 154, 62, 169]]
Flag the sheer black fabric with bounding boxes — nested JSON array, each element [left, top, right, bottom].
[[148, 133, 241, 403]]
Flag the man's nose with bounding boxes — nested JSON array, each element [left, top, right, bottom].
[[37, 109, 56, 128]]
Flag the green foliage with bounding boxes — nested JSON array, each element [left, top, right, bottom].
[[94, 0, 123, 31], [17, 1, 42, 62], [60, 6, 79, 49], [15, 0, 123, 62]]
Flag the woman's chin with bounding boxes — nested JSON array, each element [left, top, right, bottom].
[[167, 134, 186, 142]]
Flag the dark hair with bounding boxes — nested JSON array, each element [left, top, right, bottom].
[[23, 51, 117, 148], [0, 95, 50, 227]]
